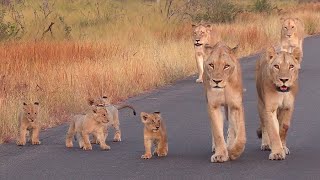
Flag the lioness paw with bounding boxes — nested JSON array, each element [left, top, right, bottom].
[[101, 144, 111, 151], [269, 151, 286, 160], [261, 144, 271, 151], [211, 154, 229, 163], [141, 154, 152, 159], [83, 145, 92, 151], [283, 146, 290, 155], [196, 78, 203, 83], [32, 140, 41, 145], [16, 141, 26, 146]]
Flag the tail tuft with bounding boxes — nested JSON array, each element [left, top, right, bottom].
[[256, 127, 262, 139], [133, 110, 137, 116]]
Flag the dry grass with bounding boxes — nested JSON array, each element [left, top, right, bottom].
[[0, 1, 320, 143]]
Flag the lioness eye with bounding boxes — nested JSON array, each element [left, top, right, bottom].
[[289, 64, 294, 69], [292, 26, 294, 28], [209, 63, 214, 68], [224, 65, 230, 69], [284, 27, 287, 30], [274, 65, 280, 69], [35, 113, 37, 114], [28, 113, 30, 115]]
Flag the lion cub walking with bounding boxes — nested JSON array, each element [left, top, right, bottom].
[[16, 102, 41, 146], [140, 112, 168, 159], [65, 105, 110, 150], [256, 46, 302, 160], [202, 42, 246, 163]]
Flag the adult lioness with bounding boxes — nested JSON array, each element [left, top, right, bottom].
[[280, 17, 304, 59], [192, 23, 219, 83], [203, 42, 246, 162], [16, 102, 41, 146], [256, 46, 301, 160], [65, 105, 110, 150], [140, 112, 168, 159], [88, 96, 136, 142]]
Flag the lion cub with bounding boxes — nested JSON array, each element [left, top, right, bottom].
[[140, 112, 168, 159], [65, 105, 110, 151], [16, 102, 41, 146]]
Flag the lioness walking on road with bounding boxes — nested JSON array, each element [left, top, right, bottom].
[[140, 112, 168, 159], [202, 42, 246, 163], [256, 46, 302, 160]]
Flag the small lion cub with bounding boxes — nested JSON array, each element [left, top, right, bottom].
[[140, 112, 168, 159], [65, 105, 110, 151], [16, 102, 41, 146]]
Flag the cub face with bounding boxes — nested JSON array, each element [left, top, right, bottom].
[[140, 112, 162, 133], [92, 105, 110, 124], [22, 102, 40, 123]]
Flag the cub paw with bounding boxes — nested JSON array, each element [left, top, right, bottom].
[[211, 153, 229, 163], [82, 145, 93, 151], [141, 153, 152, 159], [261, 144, 271, 151], [101, 144, 111, 151], [269, 151, 286, 160], [196, 78, 203, 83], [113, 137, 121, 142], [283, 146, 290, 155], [16, 141, 26, 146], [32, 140, 41, 145], [66, 143, 73, 148]]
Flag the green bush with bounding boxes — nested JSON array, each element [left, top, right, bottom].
[[251, 0, 273, 13]]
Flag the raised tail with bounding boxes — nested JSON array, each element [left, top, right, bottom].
[[228, 108, 246, 160], [116, 104, 136, 116]]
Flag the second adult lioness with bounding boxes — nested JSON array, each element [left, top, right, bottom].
[[256, 46, 301, 160], [140, 112, 168, 159], [280, 17, 304, 59], [65, 105, 110, 150], [203, 42, 246, 163], [192, 23, 219, 83]]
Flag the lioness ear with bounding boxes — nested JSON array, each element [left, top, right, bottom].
[[291, 47, 302, 64], [34, 102, 39, 106], [140, 112, 149, 123], [230, 44, 239, 54], [87, 97, 95, 106], [266, 46, 276, 62]]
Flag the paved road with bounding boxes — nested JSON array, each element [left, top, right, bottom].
[[1, 36, 320, 180]]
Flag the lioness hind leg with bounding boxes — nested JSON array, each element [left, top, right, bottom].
[[208, 106, 229, 163], [278, 108, 293, 155]]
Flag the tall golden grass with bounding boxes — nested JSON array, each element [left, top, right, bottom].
[[0, 1, 320, 143]]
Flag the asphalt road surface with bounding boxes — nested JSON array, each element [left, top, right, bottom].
[[1, 36, 320, 180]]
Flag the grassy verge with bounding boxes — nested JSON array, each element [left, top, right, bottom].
[[0, 0, 320, 143]]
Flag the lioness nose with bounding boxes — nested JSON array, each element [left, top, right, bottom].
[[287, 35, 291, 38], [196, 39, 200, 42], [213, 80, 222, 84], [280, 78, 289, 83]]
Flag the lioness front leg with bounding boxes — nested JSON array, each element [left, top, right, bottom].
[[81, 131, 92, 150], [16, 127, 27, 146], [31, 126, 41, 145], [278, 108, 294, 155], [208, 106, 228, 163], [141, 139, 152, 159], [265, 111, 285, 160], [258, 103, 270, 151], [195, 55, 204, 83]]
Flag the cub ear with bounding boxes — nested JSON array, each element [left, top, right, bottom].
[[140, 112, 149, 123], [291, 47, 302, 64], [34, 102, 39, 106], [266, 46, 276, 62]]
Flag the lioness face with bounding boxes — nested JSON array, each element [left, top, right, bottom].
[[266, 47, 301, 92], [203, 43, 237, 89], [93, 106, 109, 124], [141, 112, 162, 132], [23, 102, 39, 123], [281, 18, 298, 39], [192, 24, 212, 47]]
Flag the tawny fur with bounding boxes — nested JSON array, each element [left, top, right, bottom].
[[87, 96, 136, 143], [280, 17, 305, 59], [255, 46, 301, 160], [202, 42, 246, 163], [140, 112, 168, 159], [65, 106, 111, 151], [16, 102, 41, 146], [192, 23, 220, 83]]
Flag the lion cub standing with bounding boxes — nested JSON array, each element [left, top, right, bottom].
[[140, 112, 168, 159], [16, 102, 41, 146], [65, 105, 110, 150], [256, 46, 301, 160], [280, 17, 305, 58]]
